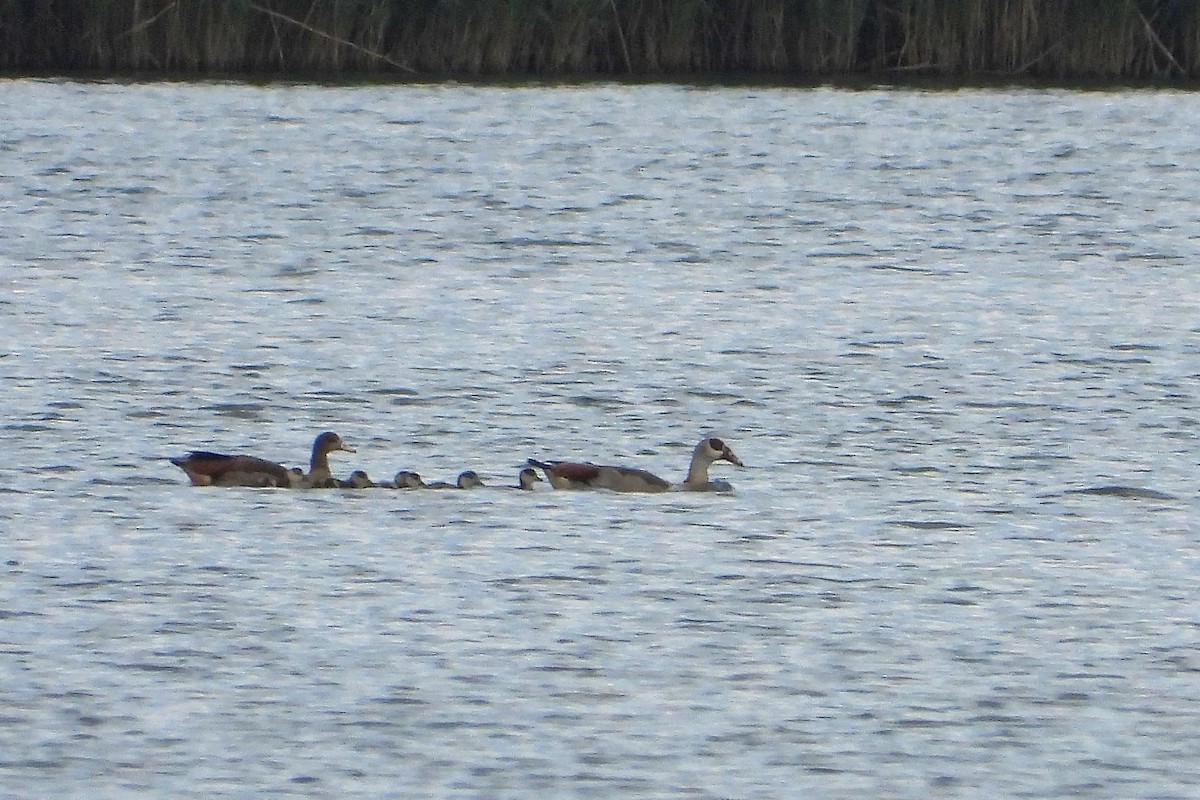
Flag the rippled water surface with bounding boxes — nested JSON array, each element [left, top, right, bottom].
[[1, 79, 1198, 798]]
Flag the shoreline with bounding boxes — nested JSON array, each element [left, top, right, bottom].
[[5, 70, 1200, 91]]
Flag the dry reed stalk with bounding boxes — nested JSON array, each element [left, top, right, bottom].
[[0, 0, 1197, 78]]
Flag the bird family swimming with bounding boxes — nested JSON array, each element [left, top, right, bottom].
[[171, 433, 743, 494]]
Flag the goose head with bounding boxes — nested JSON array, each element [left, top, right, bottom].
[[313, 431, 354, 456], [684, 437, 743, 485], [699, 437, 742, 467]]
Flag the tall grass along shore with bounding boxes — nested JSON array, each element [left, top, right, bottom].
[[2, 0, 1197, 80]]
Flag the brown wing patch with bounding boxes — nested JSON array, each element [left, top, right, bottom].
[[551, 462, 602, 482], [173, 452, 237, 477]]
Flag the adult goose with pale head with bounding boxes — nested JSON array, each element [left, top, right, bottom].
[[528, 436, 743, 493]]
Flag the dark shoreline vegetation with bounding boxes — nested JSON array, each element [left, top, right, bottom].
[[2, 0, 1199, 82]]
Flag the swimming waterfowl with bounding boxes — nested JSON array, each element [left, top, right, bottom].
[[428, 470, 485, 489], [391, 470, 426, 489], [170, 431, 354, 488], [301, 431, 355, 486], [529, 436, 743, 493], [338, 470, 376, 489], [458, 470, 485, 489], [668, 437, 744, 492], [169, 450, 291, 487], [516, 467, 544, 490], [289, 466, 336, 489]]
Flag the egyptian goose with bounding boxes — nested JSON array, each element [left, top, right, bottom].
[[170, 450, 291, 488], [300, 431, 355, 486], [428, 470, 485, 489], [170, 431, 354, 488], [528, 436, 743, 493]]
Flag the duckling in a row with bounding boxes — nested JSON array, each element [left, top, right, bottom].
[[427, 470, 485, 489], [516, 467, 543, 491], [339, 470, 376, 489], [383, 469, 538, 490], [316, 469, 513, 490], [390, 470, 425, 489]]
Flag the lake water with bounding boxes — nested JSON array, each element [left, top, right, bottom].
[[1, 78, 1198, 798]]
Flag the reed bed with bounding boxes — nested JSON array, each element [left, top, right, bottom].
[[1, 0, 1197, 79]]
